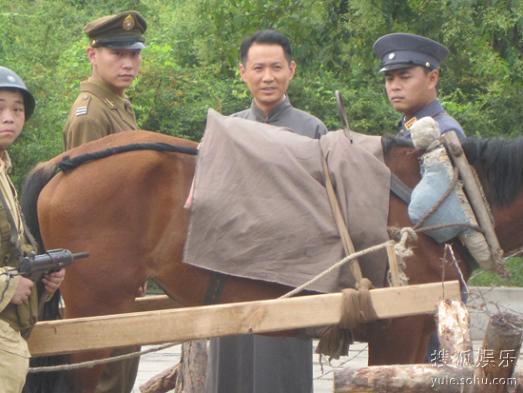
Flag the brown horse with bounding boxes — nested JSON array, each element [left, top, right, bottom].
[[21, 130, 523, 393]]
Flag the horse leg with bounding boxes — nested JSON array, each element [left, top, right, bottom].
[[56, 249, 146, 393], [367, 315, 434, 365], [62, 350, 111, 393]]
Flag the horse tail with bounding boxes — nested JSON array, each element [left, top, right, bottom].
[[21, 161, 58, 249], [21, 162, 73, 393]]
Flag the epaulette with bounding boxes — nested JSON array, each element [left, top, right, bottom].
[[74, 94, 91, 117]]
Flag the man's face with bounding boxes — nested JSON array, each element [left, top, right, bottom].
[[384, 66, 438, 117], [88, 47, 142, 96], [0, 90, 25, 150], [240, 43, 296, 114]]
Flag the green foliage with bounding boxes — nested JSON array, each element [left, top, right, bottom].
[[469, 258, 523, 287], [0, 1, 522, 250]]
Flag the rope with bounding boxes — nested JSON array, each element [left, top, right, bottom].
[[395, 227, 417, 259], [314, 278, 377, 359], [28, 342, 179, 373], [338, 279, 376, 330], [279, 241, 393, 299]]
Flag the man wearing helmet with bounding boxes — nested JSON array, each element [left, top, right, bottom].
[[0, 66, 65, 393]]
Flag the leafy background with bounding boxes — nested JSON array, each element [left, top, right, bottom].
[[1, 0, 522, 285]]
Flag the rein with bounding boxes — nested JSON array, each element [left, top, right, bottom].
[[58, 142, 199, 172]]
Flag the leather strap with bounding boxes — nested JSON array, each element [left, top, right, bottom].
[[202, 272, 226, 305], [390, 172, 412, 204]]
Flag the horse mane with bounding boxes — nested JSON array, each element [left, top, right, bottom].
[[463, 137, 523, 206]]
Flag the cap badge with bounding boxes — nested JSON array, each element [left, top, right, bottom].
[[6, 75, 15, 83], [123, 14, 135, 31], [388, 53, 396, 60], [425, 62, 431, 68]]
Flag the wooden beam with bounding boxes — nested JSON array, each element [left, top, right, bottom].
[[28, 281, 459, 356], [60, 295, 181, 315], [133, 295, 181, 312]]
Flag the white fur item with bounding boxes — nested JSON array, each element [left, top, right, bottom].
[[409, 116, 441, 150]]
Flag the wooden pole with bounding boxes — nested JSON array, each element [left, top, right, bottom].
[[334, 312, 523, 393], [334, 365, 523, 393], [472, 312, 523, 393], [139, 364, 179, 393], [28, 281, 460, 356], [385, 241, 401, 287], [174, 341, 207, 393], [442, 131, 503, 271]]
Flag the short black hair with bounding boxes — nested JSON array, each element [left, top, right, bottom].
[[240, 30, 292, 65]]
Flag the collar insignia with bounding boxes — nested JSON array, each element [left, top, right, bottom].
[[404, 117, 417, 130]]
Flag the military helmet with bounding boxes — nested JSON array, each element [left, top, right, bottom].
[[0, 66, 35, 119]]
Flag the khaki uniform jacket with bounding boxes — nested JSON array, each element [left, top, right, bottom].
[[63, 78, 138, 150], [0, 153, 37, 358]]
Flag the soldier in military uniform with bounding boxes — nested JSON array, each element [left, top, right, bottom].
[[373, 32, 467, 362], [63, 10, 146, 150], [206, 30, 327, 393], [62, 11, 147, 393], [373, 33, 465, 140], [0, 66, 65, 393]]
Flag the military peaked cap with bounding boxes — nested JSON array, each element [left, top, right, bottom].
[[84, 11, 147, 50], [373, 33, 449, 72]]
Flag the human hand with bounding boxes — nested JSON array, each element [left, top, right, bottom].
[[11, 277, 34, 305], [42, 268, 65, 294]]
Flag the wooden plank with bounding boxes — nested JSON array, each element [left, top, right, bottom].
[[133, 295, 181, 312], [28, 281, 459, 356], [60, 295, 181, 315]]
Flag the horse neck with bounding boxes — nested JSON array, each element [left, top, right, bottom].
[[474, 165, 523, 257], [382, 141, 421, 186]]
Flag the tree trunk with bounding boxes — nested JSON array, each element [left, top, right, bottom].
[[471, 312, 523, 393], [174, 340, 208, 393], [140, 340, 208, 393], [139, 363, 179, 393]]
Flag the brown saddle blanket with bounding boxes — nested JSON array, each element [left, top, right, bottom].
[[183, 109, 391, 292]]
